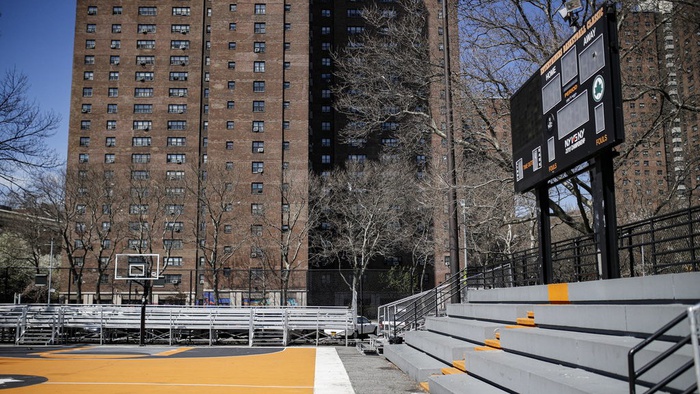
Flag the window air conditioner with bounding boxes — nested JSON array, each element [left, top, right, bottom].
[[181, 30, 188, 35], [114, 60, 120, 65], [177, 110, 184, 114], [139, 61, 147, 66], [173, 76, 180, 81], [144, 127, 150, 131], [171, 279, 180, 284], [256, 148, 264, 153], [255, 169, 263, 173], [139, 78, 146, 82], [180, 61, 187, 66], [111, 44, 117, 49], [177, 92, 185, 97], [180, 45, 187, 50], [253, 127, 260, 132], [82, 109, 89, 113]]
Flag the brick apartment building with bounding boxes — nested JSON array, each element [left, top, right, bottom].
[[66, 0, 458, 305]]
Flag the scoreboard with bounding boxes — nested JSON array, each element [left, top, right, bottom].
[[510, 6, 624, 193]]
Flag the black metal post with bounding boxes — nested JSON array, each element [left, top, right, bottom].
[[536, 186, 553, 284], [590, 151, 620, 279], [139, 280, 149, 346]]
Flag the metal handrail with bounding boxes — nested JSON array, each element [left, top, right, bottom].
[[377, 266, 469, 338], [628, 302, 700, 393]]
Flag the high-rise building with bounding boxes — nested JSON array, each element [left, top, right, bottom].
[[66, 0, 459, 305]]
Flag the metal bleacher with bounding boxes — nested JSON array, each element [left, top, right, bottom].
[[0, 304, 353, 346]]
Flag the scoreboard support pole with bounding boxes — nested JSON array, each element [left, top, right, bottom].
[[536, 186, 554, 284], [591, 150, 621, 280]]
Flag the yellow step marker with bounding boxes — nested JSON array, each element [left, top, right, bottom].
[[420, 381, 430, 391], [547, 283, 570, 304], [453, 359, 467, 371], [494, 332, 501, 340], [527, 310, 535, 319], [474, 345, 499, 351], [441, 367, 465, 375], [484, 339, 501, 349], [516, 317, 536, 326]]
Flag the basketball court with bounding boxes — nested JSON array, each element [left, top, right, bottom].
[[0, 345, 354, 393]]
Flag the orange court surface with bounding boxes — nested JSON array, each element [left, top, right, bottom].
[[0, 345, 354, 393]]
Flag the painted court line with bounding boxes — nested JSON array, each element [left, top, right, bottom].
[[44, 382, 314, 389], [313, 347, 354, 394]]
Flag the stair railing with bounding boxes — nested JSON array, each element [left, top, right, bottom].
[[628, 302, 700, 393], [377, 266, 470, 338]]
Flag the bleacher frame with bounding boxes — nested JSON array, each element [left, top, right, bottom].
[[0, 304, 353, 346]]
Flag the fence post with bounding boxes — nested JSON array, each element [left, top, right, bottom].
[[650, 218, 658, 274], [689, 207, 697, 271]]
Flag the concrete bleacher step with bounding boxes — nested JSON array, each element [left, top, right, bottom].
[[403, 330, 474, 364], [424, 316, 503, 344], [446, 303, 534, 323], [531, 304, 691, 337], [427, 373, 508, 394], [383, 343, 450, 382], [463, 348, 656, 394], [499, 325, 696, 391]]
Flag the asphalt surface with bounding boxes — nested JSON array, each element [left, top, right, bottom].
[[335, 345, 424, 394]]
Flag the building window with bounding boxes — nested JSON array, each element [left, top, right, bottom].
[[166, 171, 185, 181], [226, 162, 234, 170], [83, 72, 94, 81], [253, 81, 265, 92], [170, 72, 188, 81], [252, 162, 264, 174], [86, 24, 96, 33], [134, 104, 152, 114], [85, 40, 95, 49], [171, 40, 190, 50], [227, 101, 235, 109], [254, 23, 266, 34], [113, 6, 122, 15], [168, 121, 187, 130], [253, 101, 265, 112], [82, 87, 93, 97], [135, 72, 154, 82], [132, 137, 151, 147], [107, 87, 118, 97], [283, 141, 290, 150], [168, 104, 187, 114], [252, 121, 264, 133], [321, 138, 331, 147], [107, 72, 119, 81], [164, 257, 183, 267], [133, 120, 152, 131], [112, 24, 121, 33], [167, 154, 186, 164], [229, 42, 237, 50], [167, 137, 186, 146], [104, 154, 115, 164], [226, 141, 234, 150], [228, 81, 236, 90], [136, 56, 155, 65], [111, 40, 120, 49], [321, 155, 331, 164], [79, 137, 90, 147], [169, 88, 187, 97], [321, 9, 331, 17], [254, 42, 266, 53], [254, 4, 266, 14], [80, 120, 91, 130], [251, 203, 263, 215], [172, 7, 191, 16], [139, 7, 157, 16], [136, 40, 156, 49], [106, 120, 117, 130], [110, 56, 120, 65], [135, 88, 154, 98], [131, 154, 150, 164], [253, 61, 265, 73], [171, 24, 190, 34], [252, 141, 264, 153], [251, 225, 263, 236], [284, 23, 291, 31], [170, 56, 189, 66], [226, 121, 235, 130], [228, 61, 236, 69], [347, 26, 365, 35], [251, 183, 263, 194], [131, 170, 150, 180], [84, 56, 95, 65], [104, 137, 115, 147], [321, 26, 331, 35], [229, 23, 237, 31]]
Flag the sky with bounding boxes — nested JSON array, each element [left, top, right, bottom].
[[0, 0, 76, 165]]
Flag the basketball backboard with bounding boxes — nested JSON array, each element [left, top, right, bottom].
[[114, 254, 161, 280]]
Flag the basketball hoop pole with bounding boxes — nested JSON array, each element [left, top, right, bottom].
[[139, 279, 150, 346]]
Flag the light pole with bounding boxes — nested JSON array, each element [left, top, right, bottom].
[[47, 239, 54, 306], [459, 200, 468, 277]]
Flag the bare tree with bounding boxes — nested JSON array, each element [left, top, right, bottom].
[[187, 162, 247, 305], [311, 159, 419, 315], [0, 68, 60, 192], [257, 169, 316, 305]]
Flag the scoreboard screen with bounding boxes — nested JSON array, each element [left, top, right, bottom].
[[510, 6, 624, 193]]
